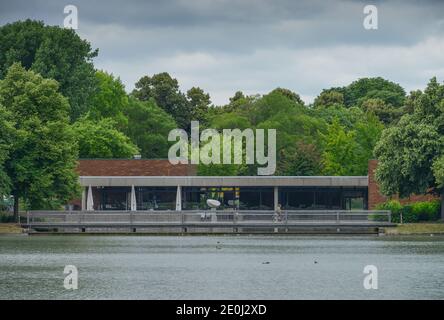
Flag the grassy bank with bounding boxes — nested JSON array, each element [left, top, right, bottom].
[[0, 223, 23, 234], [385, 223, 444, 235]]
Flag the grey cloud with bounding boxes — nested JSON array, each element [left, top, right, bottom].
[[0, 0, 444, 104]]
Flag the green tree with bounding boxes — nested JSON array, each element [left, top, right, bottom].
[[343, 77, 406, 108], [0, 105, 15, 196], [132, 72, 191, 129], [361, 98, 404, 125], [354, 113, 384, 173], [433, 156, 444, 188], [252, 89, 305, 125], [313, 90, 344, 108], [0, 20, 98, 121], [186, 87, 211, 127], [0, 63, 80, 218], [123, 97, 177, 158], [276, 142, 321, 176], [86, 70, 128, 130], [73, 118, 139, 159], [374, 77, 444, 219], [320, 119, 361, 176], [269, 88, 305, 105]]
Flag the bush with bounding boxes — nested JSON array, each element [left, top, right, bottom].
[[377, 200, 441, 223], [376, 200, 402, 223], [411, 200, 440, 221], [402, 204, 418, 223]]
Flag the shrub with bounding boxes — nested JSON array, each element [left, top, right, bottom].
[[376, 200, 402, 223], [411, 200, 440, 221], [402, 204, 417, 223], [376, 199, 441, 223]]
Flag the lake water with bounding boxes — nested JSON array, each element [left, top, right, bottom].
[[1, 234, 444, 299]]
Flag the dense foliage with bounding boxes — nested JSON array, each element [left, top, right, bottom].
[[376, 200, 441, 223], [374, 78, 444, 202], [0, 63, 80, 217], [0, 20, 98, 121]]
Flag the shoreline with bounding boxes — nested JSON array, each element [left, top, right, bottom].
[[384, 223, 444, 235], [2, 223, 444, 236], [0, 224, 23, 234]]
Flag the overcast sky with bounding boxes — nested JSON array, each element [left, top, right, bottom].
[[1, 0, 444, 105]]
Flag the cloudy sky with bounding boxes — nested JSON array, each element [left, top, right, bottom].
[[1, 0, 444, 105]]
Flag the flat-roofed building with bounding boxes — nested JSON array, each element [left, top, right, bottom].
[[74, 159, 370, 211]]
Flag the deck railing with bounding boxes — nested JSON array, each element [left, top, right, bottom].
[[22, 209, 392, 230]]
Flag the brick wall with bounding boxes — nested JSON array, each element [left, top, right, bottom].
[[368, 159, 438, 209]]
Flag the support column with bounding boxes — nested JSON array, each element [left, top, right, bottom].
[[176, 186, 182, 211], [274, 186, 279, 211]]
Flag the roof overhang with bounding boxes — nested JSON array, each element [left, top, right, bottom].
[[79, 176, 368, 187]]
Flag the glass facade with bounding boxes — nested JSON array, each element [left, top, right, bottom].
[[181, 186, 275, 210], [97, 187, 130, 210], [135, 187, 177, 210], [91, 186, 368, 211], [238, 187, 274, 210], [182, 187, 239, 210], [279, 187, 367, 210]]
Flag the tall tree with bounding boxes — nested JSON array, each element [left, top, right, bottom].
[[320, 119, 361, 176], [374, 77, 444, 219], [0, 63, 80, 218], [123, 97, 176, 158], [132, 72, 190, 129], [0, 105, 15, 196], [342, 77, 406, 108], [186, 87, 211, 128], [87, 70, 128, 130], [0, 20, 98, 121]]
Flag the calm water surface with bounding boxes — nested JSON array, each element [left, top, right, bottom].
[[1, 234, 444, 299]]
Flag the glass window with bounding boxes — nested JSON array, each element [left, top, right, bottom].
[[239, 187, 273, 210], [136, 187, 176, 210], [99, 187, 130, 210]]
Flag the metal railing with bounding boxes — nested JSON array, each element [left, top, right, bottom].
[[23, 210, 392, 230]]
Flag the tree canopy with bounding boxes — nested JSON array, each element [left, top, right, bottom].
[[132, 72, 191, 129], [73, 117, 139, 159], [86, 70, 129, 130], [0, 20, 98, 121], [374, 77, 444, 217], [123, 97, 177, 159], [0, 63, 80, 216]]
